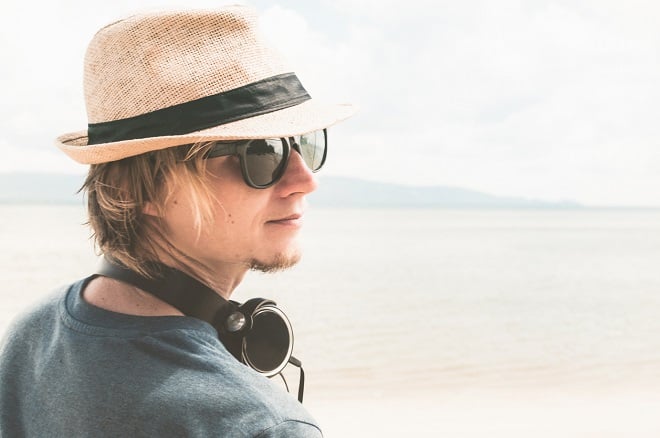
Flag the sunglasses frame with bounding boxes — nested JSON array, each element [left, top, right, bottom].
[[205, 129, 328, 189]]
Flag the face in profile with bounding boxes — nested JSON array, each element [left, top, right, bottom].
[[155, 145, 319, 276]]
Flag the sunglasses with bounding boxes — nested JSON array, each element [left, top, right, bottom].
[[205, 129, 327, 189]]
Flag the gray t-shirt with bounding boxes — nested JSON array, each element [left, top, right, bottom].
[[0, 277, 322, 437]]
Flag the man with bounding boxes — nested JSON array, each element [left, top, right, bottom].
[[0, 6, 354, 437]]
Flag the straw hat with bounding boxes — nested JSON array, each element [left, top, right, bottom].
[[56, 6, 356, 164]]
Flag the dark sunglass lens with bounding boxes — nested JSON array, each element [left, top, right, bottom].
[[244, 139, 286, 187], [297, 130, 326, 171]]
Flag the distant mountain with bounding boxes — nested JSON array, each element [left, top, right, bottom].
[[312, 176, 582, 209], [0, 172, 582, 208]]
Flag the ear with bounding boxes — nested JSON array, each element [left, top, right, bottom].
[[142, 201, 160, 217]]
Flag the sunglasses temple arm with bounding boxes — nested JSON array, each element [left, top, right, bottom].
[[288, 355, 305, 403], [206, 142, 241, 158]]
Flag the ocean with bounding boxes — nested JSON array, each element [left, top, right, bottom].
[[2, 204, 660, 436]]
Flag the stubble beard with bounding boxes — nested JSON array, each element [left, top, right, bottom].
[[248, 250, 302, 273]]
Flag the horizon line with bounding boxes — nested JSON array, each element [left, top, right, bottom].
[[1, 171, 658, 210]]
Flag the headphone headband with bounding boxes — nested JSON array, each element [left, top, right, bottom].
[[96, 257, 233, 324], [95, 257, 298, 382]]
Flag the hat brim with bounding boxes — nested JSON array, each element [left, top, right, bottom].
[[57, 100, 357, 164]]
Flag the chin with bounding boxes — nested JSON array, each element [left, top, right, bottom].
[[249, 248, 301, 273]]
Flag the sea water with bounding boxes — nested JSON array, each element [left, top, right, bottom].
[[2, 205, 660, 436]]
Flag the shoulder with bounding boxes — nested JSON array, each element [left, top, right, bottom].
[[0, 279, 324, 437], [0, 282, 73, 354], [135, 357, 321, 437], [0, 281, 76, 433], [254, 419, 323, 438]]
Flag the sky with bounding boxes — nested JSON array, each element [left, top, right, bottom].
[[1, 0, 660, 206]]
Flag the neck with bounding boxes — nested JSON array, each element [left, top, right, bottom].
[[84, 276, 183, 317], [83, 258, 248, 317], [154, 254, 248, 301], [95, 258, 240, 323]]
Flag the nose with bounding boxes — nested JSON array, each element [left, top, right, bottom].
[[274, 147, 318, 196]]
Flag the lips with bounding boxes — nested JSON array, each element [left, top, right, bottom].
[[274, 214, 301, 221], [266, 213, 303, 226]]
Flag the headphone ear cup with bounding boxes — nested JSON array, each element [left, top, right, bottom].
[[238, 299, 294, 377], [95, 258, 296, 379], [215, 299, 294, 376]]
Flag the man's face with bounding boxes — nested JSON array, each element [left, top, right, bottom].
[[157, 147, 318, 282]]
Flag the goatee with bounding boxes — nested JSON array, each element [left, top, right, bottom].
[[249, 251, 301, 273]]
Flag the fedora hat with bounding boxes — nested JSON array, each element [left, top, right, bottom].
[[56, 6, 356, 164]]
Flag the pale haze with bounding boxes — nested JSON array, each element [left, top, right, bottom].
[[2, 0, 659, 206]]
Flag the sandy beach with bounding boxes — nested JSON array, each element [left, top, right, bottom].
[[306, 387, 660, 437], [3, 205, 660, 437]]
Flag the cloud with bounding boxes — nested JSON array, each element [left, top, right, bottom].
[[2, 0, 659, 205], [266, 0, 660, 205]]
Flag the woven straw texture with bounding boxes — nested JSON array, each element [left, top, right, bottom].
[[56, 5, 356, 164]]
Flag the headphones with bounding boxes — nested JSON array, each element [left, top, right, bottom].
[[95, 256, 304, 402]]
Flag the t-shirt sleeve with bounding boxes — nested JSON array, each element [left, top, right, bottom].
[[255, 420, 323, 438]]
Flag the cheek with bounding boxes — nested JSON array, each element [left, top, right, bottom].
[[161, 198, 201, 244], [217, 196, 263, 234], [200, 187, 269, 244]]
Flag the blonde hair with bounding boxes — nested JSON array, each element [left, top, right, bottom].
[[82, 143, 216, 278]]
